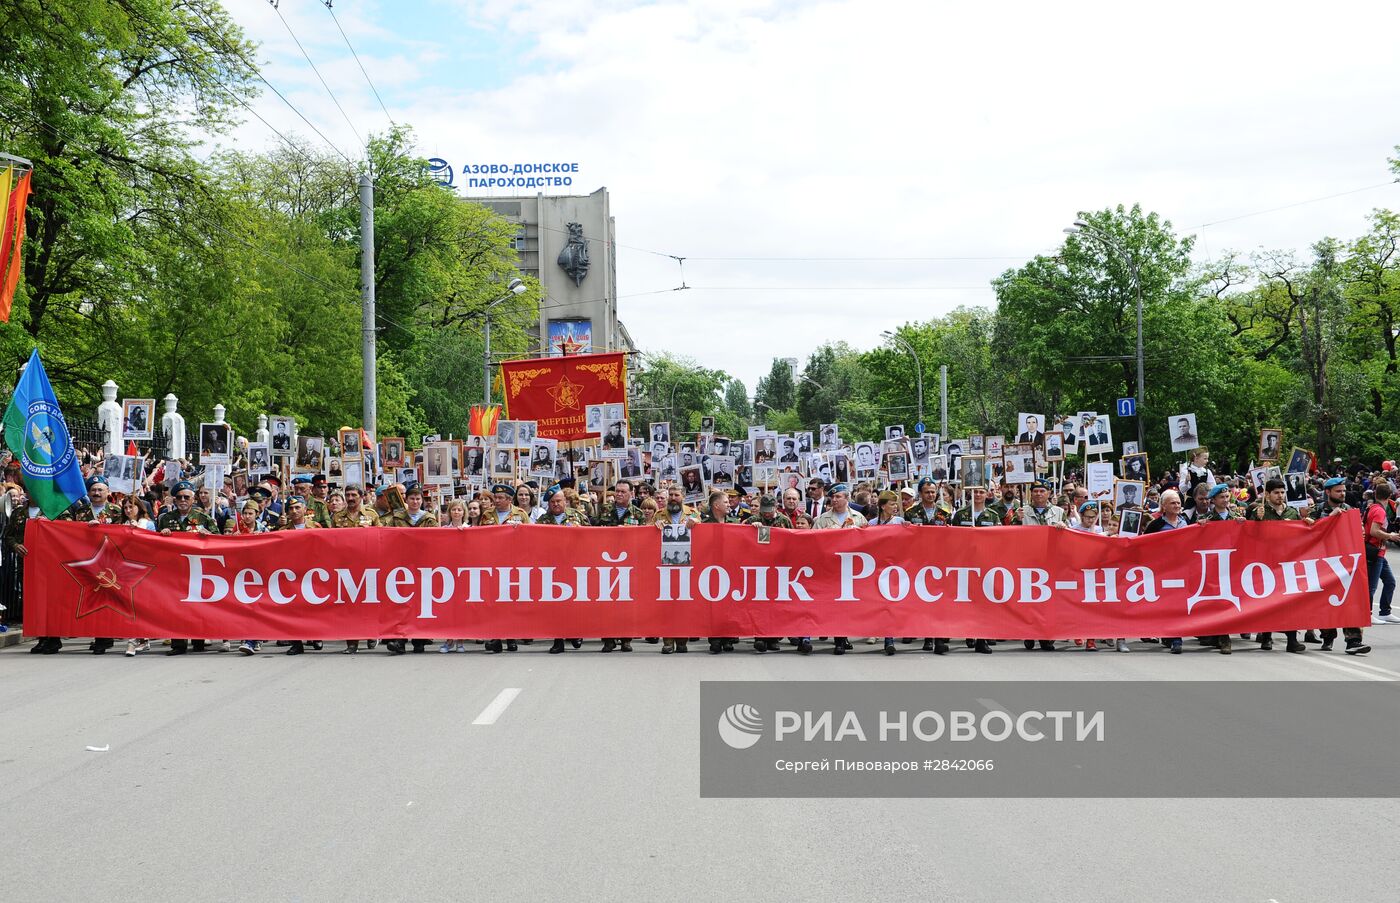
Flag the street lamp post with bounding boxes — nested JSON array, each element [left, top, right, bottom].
[[483, 278, 527, 405], [1064, 220, 1145, 450], [880, 330, 924, 428]]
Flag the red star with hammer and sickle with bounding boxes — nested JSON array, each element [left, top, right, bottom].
[[546, 373, 584, 412], [61, 536, 155, 619]]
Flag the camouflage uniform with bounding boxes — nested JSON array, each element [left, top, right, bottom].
[[331, 506, 382, 528], [948, 505, 1002, 527], [743, 511, 794, 528], [57, 499, 123, 524], [478, 505, 530, 526], [1250, 503, 1300, 522], [535, 507, 590, 526], [1201, 507, 1241, 523], [306, 496, 333, 529], [903, 504, 950, 526], [385, 507, 440, 528], [595, 503, 647, 527], [155, 508, 218, 533], [701, 509, 745, 524], [275, 516, 320, 531]]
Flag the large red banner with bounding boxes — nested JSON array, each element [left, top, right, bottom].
[[500, 351, 626, 441], [24, 514, 1370, 640]]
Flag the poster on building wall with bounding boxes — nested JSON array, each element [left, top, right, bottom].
[[548, 319, 592, 356]]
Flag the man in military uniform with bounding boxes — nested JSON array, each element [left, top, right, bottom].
[[947, 486, 1000, 655], [1014, 479, 1067, 527], [301, 474, 333, 528], [380, 485, 438, 654], [157, 481, 218, 655], [595, 480, 645, 652], [742, 495, 793, 654], [904, 478, 948, 526], [331, 484, 380, 528], [988, 482, 1022, 524], [594, 479, 646, 527], [1315, 477, 1371, 654], [812, 484, 866, 655], [536, 485, 588, 654], [1198, 484, 1242, 653], [479, 483, 529, 526], [56, 475, 125, 653], [700, 490, 744, 654], [1247, 478, 1308, 653]]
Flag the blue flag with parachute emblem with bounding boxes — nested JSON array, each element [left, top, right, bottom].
[[3, 349, 87, 518]]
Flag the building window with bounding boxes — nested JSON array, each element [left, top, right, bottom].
[[514, 226, 528, 251]]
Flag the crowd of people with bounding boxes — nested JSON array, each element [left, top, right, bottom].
[[2, 429, 1394, 660]]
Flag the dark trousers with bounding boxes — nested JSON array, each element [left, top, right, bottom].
[[1368, 552, 1394, 616]]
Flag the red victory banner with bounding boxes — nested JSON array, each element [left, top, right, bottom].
[[25, 513, 1369, 641], [500, 351, 626, 441]]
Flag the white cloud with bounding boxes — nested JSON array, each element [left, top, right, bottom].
[[227, 0, 1400, 394]]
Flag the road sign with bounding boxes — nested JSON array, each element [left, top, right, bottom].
[[1116, 397, 1136, 418], [915, 421, 926, 434]]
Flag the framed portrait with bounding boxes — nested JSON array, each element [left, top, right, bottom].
[[1284, 471, 1309, 508], [269, 416, 296, 456], [424, 443, 453, 485], [1004, 448, 1035, 484], [529, 437, 558, 478], [199, 422, 231, 465], [490, 448, 516, 479], [1286, 447, 1313, 474], [339, 428, 362, 459], [831, 452, 851, 485], [1248, 465, 1282, 495], [1258, 428, 1283, 463], [618, 446, 644, 480], [886, 452, 910, 482], [584, 405, 605, 435], [713, 436, 731, 457], [295, 435, 324, 473], [794, 431, 813, 455], [380, 437, 406, 468], [881, 438, 906, 459], [1113, 479, 1146, 512], [777, 436, 802, 464], [1043, 430, 1065, 462], [247, 442, 271, 476], [699, 415, 715, 433], [1083, 413, 1113, 455], [1016, 414, 1046, 445], [232, 469, 248, 500], [1120, 441, 1139, 458], [1117, 508, 1143, 537], [1085, 460, 1114, 501], [853, 442, 880, 479], [968, 434, 985, 455], [587, 459, 611, 491], [105, 453, 143, 494], [945, 441, 964, 483], [395, 466, 418, 487], [464, 446, 486, 479], [678, 464, 706, 502], [515, 420, 537, 450], [928, 454, 949, 482], [709, 455, 736, 489], [819, 423, 840, 451], [327, 456, 344, 482], [884, 425, 906, 441], [343, 458, 364, 489], [1053, 415, 1078, 454], [960, 455, 987, 489], [121, 398, 155, 440], [650, 422, 671, 445], [984, 435, 1005, 459], [988, 457, 1004, 483], [1120, 453, 1150, 484], [1168, 413, 1200, 454], [908, 435, 932, 465], [495, 419, 517, 448]]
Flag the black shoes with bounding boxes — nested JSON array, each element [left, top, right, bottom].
[[601, 639, 617, 653], [798, 640, 813, 655], [934, 641, 950, 655], [570, 639, 582, 649], [922, 639, 934, 652], [884, 644, 896, 656], [286, 642, 304, 655], [1287, 641, 1306, 653], [1346, 641, 1372, 655], [973, 640, 992, 654], [549, 639, 566, 654]]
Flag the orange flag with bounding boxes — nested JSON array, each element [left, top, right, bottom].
[[0, 165, 32, 323]]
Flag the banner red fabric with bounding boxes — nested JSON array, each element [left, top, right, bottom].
[[500, 352, 626, 441], [24, 513, 1370, 641]]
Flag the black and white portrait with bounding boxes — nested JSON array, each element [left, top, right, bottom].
[[271, 417, 294, 454], [199, 422, 231, 464], [819, 423, 839, 451], [248, 442, 271, 475], [122, 399, 154, 440], [296, 435, 323, 471], [1169, 413, 1199, 454]]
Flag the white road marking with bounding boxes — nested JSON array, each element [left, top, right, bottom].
[[472, 687, 523, 725], [1303, 652, 1400, 680], [1292, 654, 1394, 681]]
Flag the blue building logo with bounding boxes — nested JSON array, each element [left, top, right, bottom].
[[426, 157, 453, 187]]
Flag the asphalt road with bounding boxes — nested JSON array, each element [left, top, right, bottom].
[[5, 631, 1400, 903]]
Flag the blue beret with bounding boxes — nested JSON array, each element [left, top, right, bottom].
[[1078, 501, 1098, 514], [375, 485, 390, 496], [1032, 478, 1051, 489], [285, 494, 306, 505], [492, 483, 514, 495], [829, 483, 849, 495], [1323, 477, 1345, 489], [542, 483, 561, 502], [291, 474, 313, 485], [173, 481, 194, 493], [1208, 484, 1231, 499], [86, 474, 108, 488], [917, 477, 935, 490]]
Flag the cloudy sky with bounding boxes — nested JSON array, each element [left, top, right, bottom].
[[223, 0, 1400, 393]]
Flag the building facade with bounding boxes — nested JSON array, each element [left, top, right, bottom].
[[467, 187, 634, 356]]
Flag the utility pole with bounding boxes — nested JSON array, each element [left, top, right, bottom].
[[359, 172, 377, 437], [940, 365, 948, 438]]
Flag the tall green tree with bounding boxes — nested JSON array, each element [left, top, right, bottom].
[[754, 357, 796, 414]]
